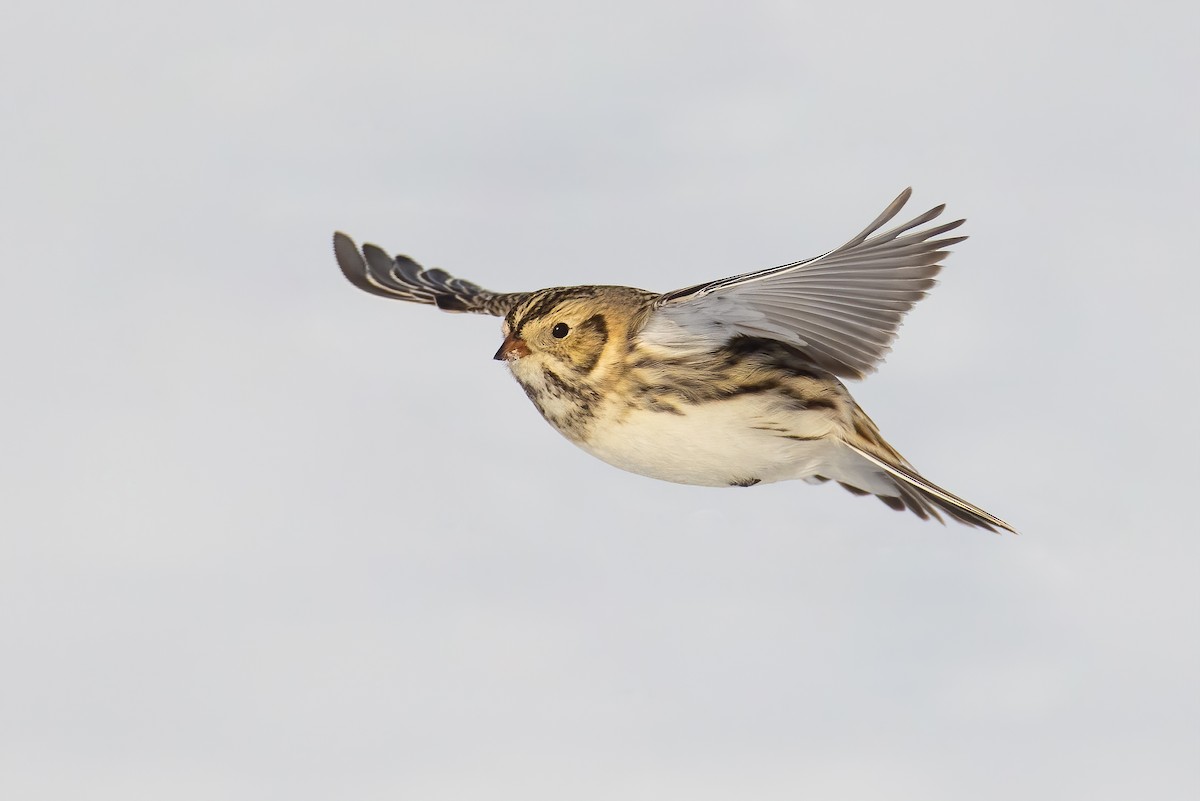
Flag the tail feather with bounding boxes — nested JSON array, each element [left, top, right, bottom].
[[844, 441, 1017, 534], [838, 402, 1017, 534]]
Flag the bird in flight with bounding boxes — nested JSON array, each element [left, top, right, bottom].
[[333, 188, 1015, 533]]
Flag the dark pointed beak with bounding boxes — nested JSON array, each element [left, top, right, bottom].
[[493, 333, 531, 361]]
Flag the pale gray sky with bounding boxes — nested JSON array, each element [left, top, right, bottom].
[[2, 1, 1197, 799]]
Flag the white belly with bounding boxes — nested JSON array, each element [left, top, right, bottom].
[[573, 396, 841, 487]]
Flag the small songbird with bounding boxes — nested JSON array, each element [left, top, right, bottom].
[[333, 188, 1015, 533]]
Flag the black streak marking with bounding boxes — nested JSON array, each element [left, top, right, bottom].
[[575, 314, 608, 374], [725, 380, 781, 397], [647, 398, 685, 415], [793, 394, 837, 411], [719, 336, 824, 380], [730, 478, 760, 487], [543, 368, 600, 413], [514, 287, 599, 337], [520, 383, 548, 418], [582, 313, 608, 339]]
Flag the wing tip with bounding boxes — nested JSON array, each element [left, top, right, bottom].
[[331, 231, 419, 301], [332, 230, 367, 280]]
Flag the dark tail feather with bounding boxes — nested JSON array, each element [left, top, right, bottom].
[[844, 442, 1017, 534]]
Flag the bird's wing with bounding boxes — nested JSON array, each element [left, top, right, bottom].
[[650, 189, 966, 378], [333, 232, 527, 317]]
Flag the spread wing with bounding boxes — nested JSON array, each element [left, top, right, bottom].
[[651, 188, 966, 378], [333, 232, 527, 316]]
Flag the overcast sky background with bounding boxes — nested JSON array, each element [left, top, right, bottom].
[[2, 1, 1197, 799]]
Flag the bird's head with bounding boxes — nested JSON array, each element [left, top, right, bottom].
[[495, 286, 653, 388]]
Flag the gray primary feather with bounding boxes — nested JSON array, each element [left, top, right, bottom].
[[332, 232, 524, 316], [654, 188, 966, 379]]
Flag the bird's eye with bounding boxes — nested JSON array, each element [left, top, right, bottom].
[[552, 322, 570, 339]]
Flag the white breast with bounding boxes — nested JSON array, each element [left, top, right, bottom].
[[574, 396, 841, 487]]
